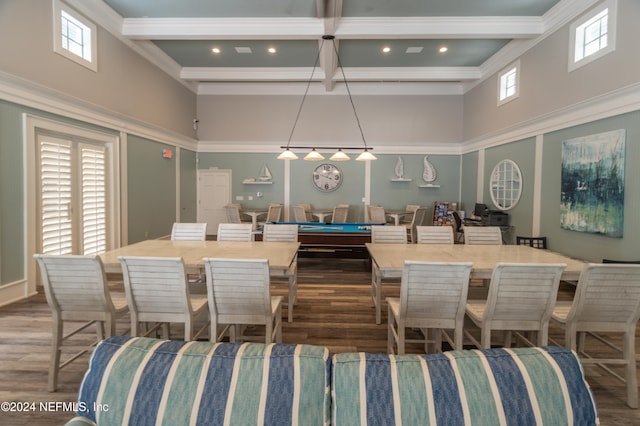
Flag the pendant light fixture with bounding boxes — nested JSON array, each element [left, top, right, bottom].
[[278, 35, 376, 161]]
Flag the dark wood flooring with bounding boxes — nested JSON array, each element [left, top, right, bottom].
[[1, 258, 639, 425]]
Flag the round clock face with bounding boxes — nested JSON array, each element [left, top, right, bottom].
[[312, 163, 342, 192]]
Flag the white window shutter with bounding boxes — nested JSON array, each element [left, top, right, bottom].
[[40, 140, 73, 255], [80, 144, 107, 255]]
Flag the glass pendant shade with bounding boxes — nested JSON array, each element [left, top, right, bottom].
[[356, 149, 377, 161], [277, 149, 298, 160], [304, 149, 325, 161], [330, 149, 350, 161]]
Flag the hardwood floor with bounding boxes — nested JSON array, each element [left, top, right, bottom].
[[1, 258, 639, 424]]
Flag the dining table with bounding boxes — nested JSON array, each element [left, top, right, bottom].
[[100, 239, 300, 277], [240, 208, 268, 230], [366, 243, 587, 324], [309, 209, 333, 223], [385, 209, 412, 226]]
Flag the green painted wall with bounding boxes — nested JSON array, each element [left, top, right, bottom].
[[540, 110, 640, 261], [484, 138, 536, 244], [198, 152, 461, 223], [370, 154, 461, 223], [180, 149, 198, 223], [0, 101, 25, 284], [126, 135, 177, 243]]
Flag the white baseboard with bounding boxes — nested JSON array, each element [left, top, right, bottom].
[[0, 280, 38, 307]]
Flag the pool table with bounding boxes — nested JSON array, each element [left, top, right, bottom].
[[257, 222, 385, 259]]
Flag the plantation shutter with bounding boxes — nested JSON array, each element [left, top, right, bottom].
[[80, 144, 107, 255], [39, 139, 73, 255]]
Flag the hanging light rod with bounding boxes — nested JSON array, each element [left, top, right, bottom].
[[279, 146, 374, 151], [278, 34, 376, 161]]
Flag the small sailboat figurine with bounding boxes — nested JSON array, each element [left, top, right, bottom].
[[422, 155, 437, 183], [257, 164, 272, 181], [394, 156, 404, 179]]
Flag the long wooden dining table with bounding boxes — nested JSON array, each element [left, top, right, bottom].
[[366, 243, 587, 324], [100, 239, 300, 277]]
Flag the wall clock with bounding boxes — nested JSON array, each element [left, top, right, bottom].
[[312, 163, 342, 192]]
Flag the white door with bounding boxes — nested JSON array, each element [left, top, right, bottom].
[[36, 134, 110, 256], [197, 169, 232, 235]]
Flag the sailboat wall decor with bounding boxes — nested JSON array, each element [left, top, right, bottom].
[[419, 155, 440, 187], [391, 156, 412, 181], [243, 163, 274, 184]]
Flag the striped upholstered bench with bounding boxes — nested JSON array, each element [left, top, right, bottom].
[[65, 336, 331, 426], [332, 347, 599, 425]]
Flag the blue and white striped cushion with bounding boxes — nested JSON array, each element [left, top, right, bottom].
[[70, 336, 331, 426], [331, 347, 599, 426]]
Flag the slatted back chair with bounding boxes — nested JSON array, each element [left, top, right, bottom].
[[118, 256, 209, 341], [224, 204, 242, 223], [405, 207, 428, 243], [34, 254, 129, 392], [551, 263, 640, 408], [331, 204, 350, 223], [263, 204, 282, 223], [171, 222, 207, 241], [217, 223, 253, 241], [203, 258, 282, 344], [388, 261, 473, 354], [370, 226, 407, 324], [371, 226, 408, 244], [293, 205, 308, 222], [464, 226, 502, 245], [465, 263, 566, 349], [261, 224, 299, 321], [401, 204, 421, 224], [416, 226, 455, 244], [368, 205, 387, 224]]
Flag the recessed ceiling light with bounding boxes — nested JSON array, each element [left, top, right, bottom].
[[382, 46, 391, 53], [268, 47, 277, 54], [405, 47, 423, 54], [211, 47, 221, 54], [235, 47, 252, 54], [439, 46, 448, 53]]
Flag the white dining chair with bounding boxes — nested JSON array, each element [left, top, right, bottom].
[[463, 226, 503, 245], [217, 223, 253, 241], [465, 263, 566, 349], [203, 258, 282, 344], [331, 204, 350, 223], [370, 226, 408, 324], [416, 225, 454, 244], [171, 222, 207, 241], [388, 261, 473, 354], [293, 205, 309, 222], [259, 204, 282, 226], [34, 254, 129, 392], [550, 263, 640, 408], [119, 256, 209, 341], [262, 224, 299, 322], [368, 205, 387, 224], [404, 207, 428, 243], [224, 204, 252, 225]]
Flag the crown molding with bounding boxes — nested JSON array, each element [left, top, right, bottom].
[[0, 71, 198, 151], [461, 82, 640, 153], [197, 141, 462, 155], [197, 81, 463, 96]]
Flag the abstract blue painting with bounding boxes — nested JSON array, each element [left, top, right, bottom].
[[560, 129, 625, 237]]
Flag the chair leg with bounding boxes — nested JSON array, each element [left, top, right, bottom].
[[48, 318, 63, 392], [481, 326, 492, 349], [623, 330, 638, 408], [387, 306, 395, 354]]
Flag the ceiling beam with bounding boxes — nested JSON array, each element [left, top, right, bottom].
[[121, 16, 543, 40]]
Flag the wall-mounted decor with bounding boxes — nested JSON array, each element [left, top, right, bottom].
[[560, 129, 625, 237], [422, 156, 437, 183], [391, 156, 412, 182], [489, 159, 522, 211]]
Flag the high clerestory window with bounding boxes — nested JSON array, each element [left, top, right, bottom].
[[497, 60, 520, 106], [53, 0, 98, 72], [569, 0, 617, 72]]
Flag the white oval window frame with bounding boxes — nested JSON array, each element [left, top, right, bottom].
[[489, 159, 522, 211]]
